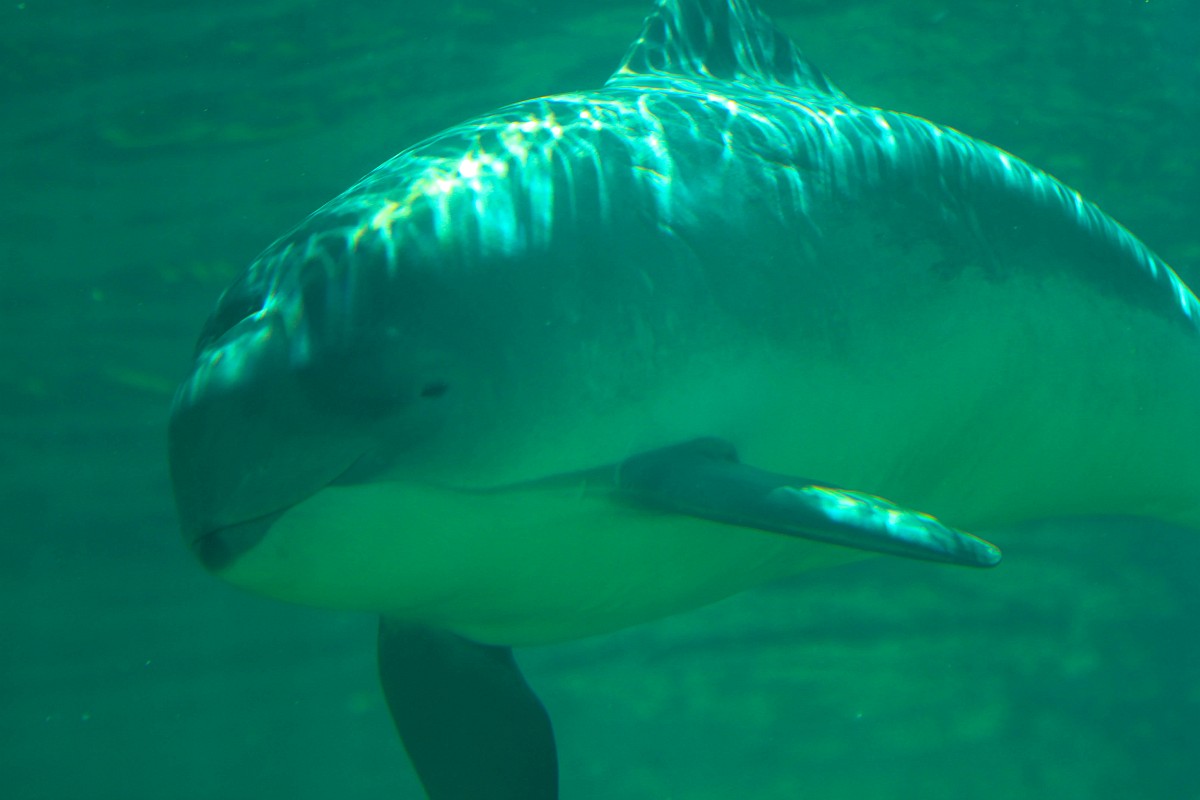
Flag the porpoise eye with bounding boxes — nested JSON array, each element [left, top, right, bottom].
[[420, 381, 449, 399]]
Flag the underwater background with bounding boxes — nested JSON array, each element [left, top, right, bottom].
[[2, 0, 1198, 797]]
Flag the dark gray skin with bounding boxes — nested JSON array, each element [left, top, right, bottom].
[[168, 1, 1199, 797]]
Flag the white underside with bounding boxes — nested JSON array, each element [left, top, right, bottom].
[[219, 479, 864, 646]]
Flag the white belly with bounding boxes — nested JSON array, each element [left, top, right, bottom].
[[218, 480, 862, 646]]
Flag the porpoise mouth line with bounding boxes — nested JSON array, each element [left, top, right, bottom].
[[194, 457, 621, 569], [193, 511, 285, 572]]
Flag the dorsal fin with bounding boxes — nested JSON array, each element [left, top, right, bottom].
[[609, 0, 844, 97]]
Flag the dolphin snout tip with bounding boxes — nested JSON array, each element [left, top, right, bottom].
[[189, 515, 279, 573]]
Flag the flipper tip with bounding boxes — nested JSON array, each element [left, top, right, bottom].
[[965, 536, 1003, 568]]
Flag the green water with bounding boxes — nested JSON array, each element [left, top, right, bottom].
[[2, 1, 1198, 798]]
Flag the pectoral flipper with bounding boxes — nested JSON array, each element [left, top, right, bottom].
[[616, 438, 1001, 568]]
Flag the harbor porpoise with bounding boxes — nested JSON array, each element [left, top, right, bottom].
[[168, 0, 1199, 796]]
